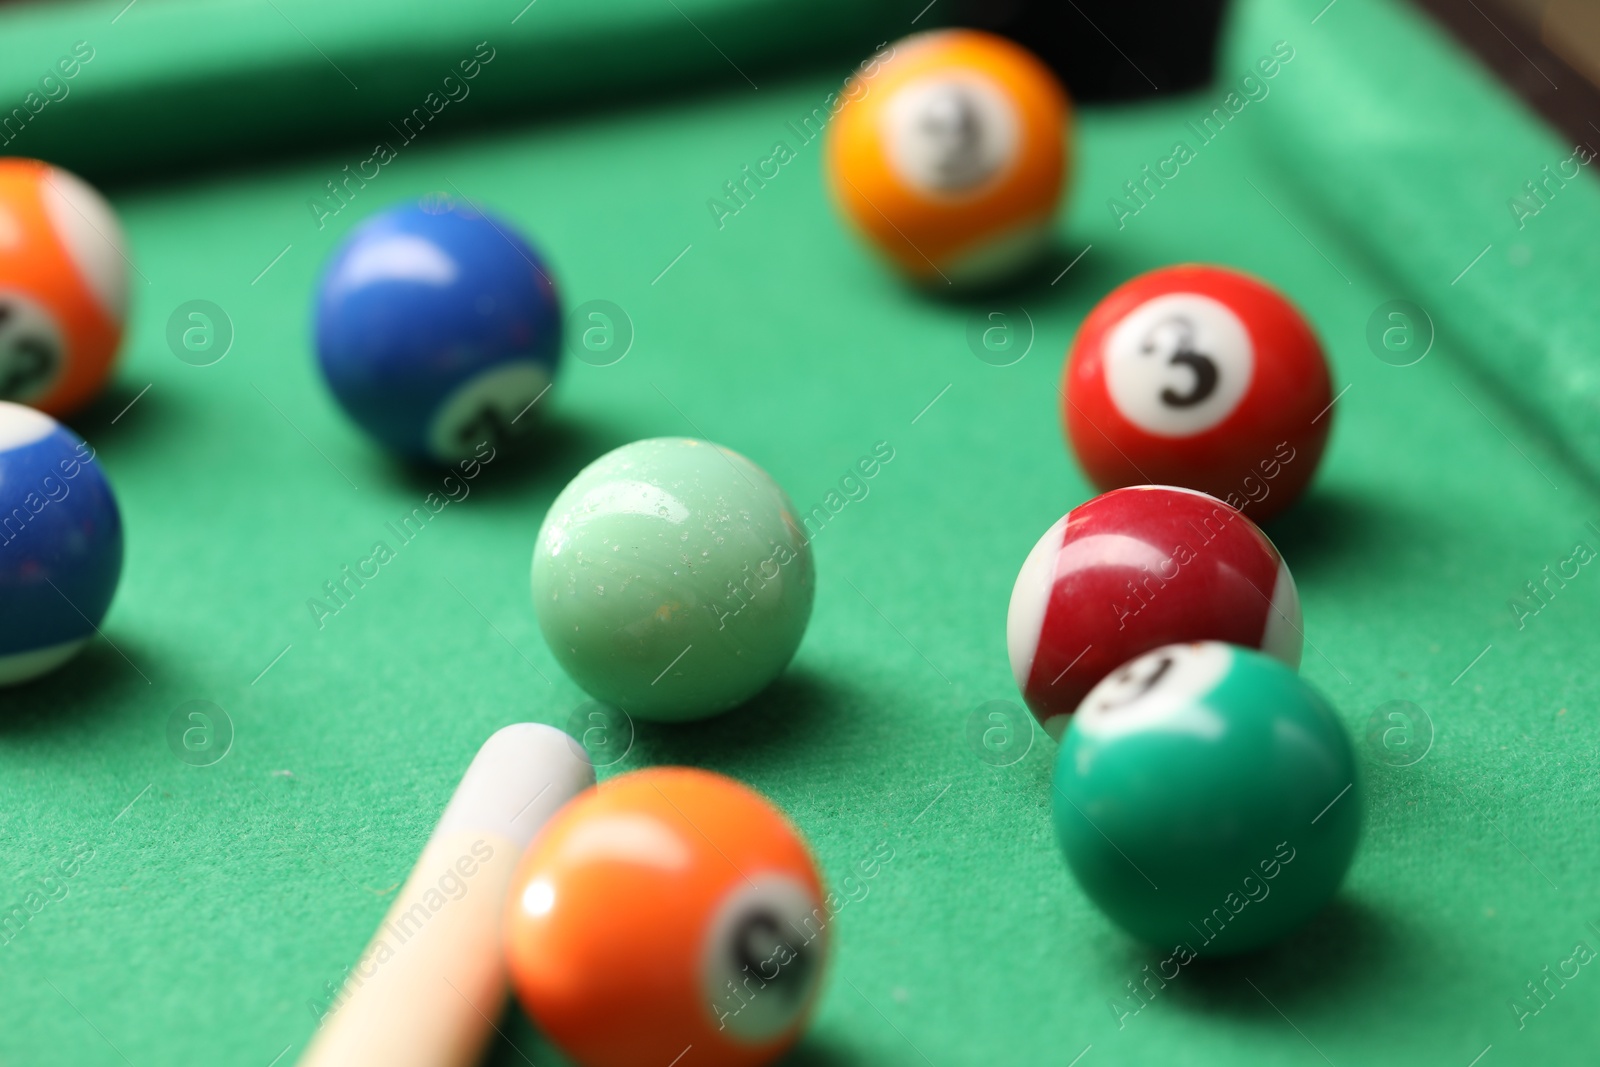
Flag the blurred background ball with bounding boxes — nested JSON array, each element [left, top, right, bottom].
[[825, 30, 1070, 287], [0, 157, 130, 416], [314, 198, 562, 464]]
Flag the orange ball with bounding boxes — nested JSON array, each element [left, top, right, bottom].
[[0, 158, 129, 416], [825, 30, 1070, 285], [504, 767, 829, 1067]]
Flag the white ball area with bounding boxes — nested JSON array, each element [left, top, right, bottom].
[[1261, 556, 1304, 669], [1103, 293, 1254, 437], [1006, 514, 1068, 692], [883, 73, 1019, 196], [427, 360, 550, 462], [1074, 641, 1234, 740], [0, 398, 59, 451], [698, 874, 824, 1044], [40, 166, 130, 325]]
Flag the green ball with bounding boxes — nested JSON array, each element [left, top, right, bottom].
[[532, 437, 814, 721], [1052, 642, 1361, 955]]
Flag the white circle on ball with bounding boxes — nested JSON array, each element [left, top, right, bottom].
[[1074, 641, 1233, 739], [883, 74, 1019, 195], [699, 874, 825, 1044], [0, 291, 66, 406], [1103, 293, 1254, 438], [427, 360, 550, 462]]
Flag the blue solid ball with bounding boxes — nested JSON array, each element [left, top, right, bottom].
[[314, 199, 562, 462], [0, 402, 123, 685]]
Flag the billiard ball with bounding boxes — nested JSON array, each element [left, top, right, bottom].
[[825, 30, 1070, 286], [0, 158, 130, 415], [314, 197, 561, 463], [0, 401, 122, 684], [1007, 485, 1300, 738], [1063, 264, 1332, 522], [505, 767, 829, 1067], [1053, 641, 1361, 955], [532, 437, 814, 721]]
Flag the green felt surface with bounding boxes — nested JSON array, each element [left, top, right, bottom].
[[2, 0, 1599, 1064]]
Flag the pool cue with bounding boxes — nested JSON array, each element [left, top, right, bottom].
[[299, 723, 594, 1067]]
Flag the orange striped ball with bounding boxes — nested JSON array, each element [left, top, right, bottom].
[[0, 158, 129, 415], [826, 30, 1071, 286]]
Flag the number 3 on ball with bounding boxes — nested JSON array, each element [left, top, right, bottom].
[[1063, 264, 1333, 523]]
